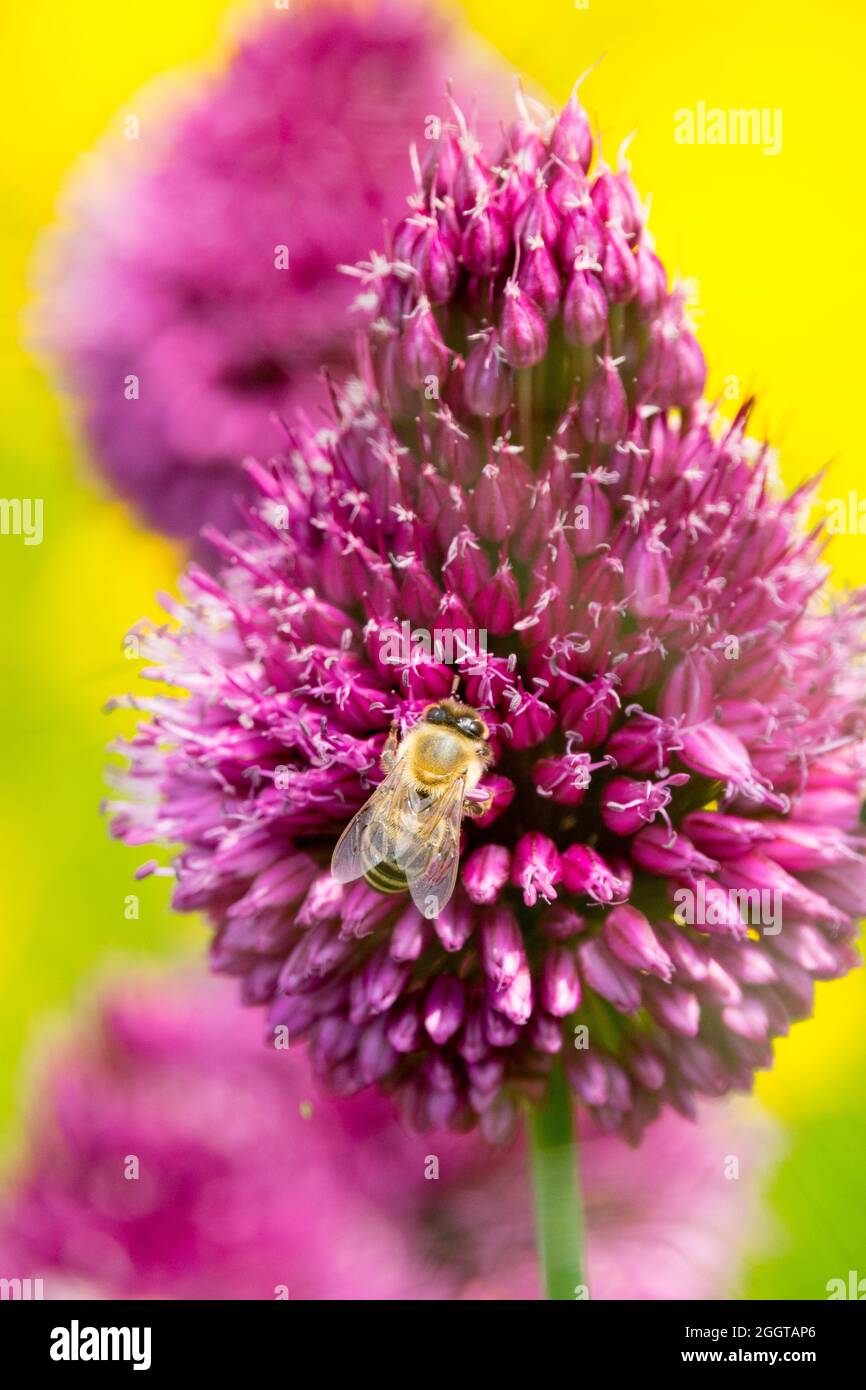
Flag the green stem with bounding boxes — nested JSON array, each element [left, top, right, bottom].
[[527, 1061, 586, 1300]]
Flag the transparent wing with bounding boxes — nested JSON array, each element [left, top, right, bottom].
[[330, 767, 408, 883], [404, 775, 467, 920]]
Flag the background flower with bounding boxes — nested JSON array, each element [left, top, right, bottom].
[[0, 971, 779, 1300], [33, 1, 503, 542], [109, 87, 865, 1145]]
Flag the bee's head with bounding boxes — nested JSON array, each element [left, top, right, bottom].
[[422, 701, 488, 743], [455, 713, 487, 740]]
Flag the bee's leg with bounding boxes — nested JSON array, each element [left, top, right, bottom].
[[464, 792, 493, 819], [380, 724, 400, 773]]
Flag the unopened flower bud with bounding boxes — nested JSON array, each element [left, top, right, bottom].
[[501, 280, 548, 368]]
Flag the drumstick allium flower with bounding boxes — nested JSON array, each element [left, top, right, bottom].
[[0, 973, 779, 1300], [108, 84, 864, 1232], [33, 1, 498, 544]]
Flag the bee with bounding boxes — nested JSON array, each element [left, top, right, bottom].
[[330, 699, 492, 919]]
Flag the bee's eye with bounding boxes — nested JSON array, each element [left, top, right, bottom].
[[458, 717, 483, 738], [425, 706, 448, 725]]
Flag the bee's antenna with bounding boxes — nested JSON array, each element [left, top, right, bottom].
[[450, 674, 460, 698]]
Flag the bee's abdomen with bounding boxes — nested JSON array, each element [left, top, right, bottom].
[[364, 861, 408, 895]]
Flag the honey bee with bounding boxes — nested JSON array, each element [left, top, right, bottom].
[[330, 699, 492, 919]]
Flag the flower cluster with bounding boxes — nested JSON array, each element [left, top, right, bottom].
[[108, 88, 866, 1143], [355, 85, 705, 427], [35, 1, 496, 543], [0, 973, 778, 1299]]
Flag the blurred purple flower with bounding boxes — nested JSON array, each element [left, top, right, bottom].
[[0, 973, 778, 1300], [33, 1, 501, 543]]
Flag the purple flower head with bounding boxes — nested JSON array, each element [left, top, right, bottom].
[[34, 2, 502, 546], [0, 973, 778, 1299], [109, 86, 866, 1143]]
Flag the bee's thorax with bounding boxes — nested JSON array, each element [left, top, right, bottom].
[[408, 729, 473, 779]]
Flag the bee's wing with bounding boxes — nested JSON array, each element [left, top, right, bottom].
[[330, 768, 407, 883], [403, 775, 467, 920]]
